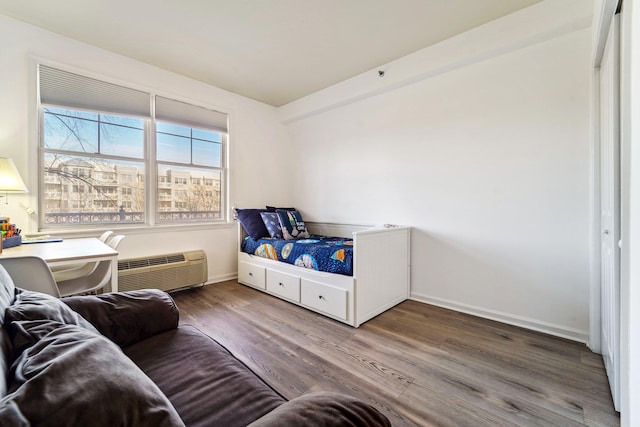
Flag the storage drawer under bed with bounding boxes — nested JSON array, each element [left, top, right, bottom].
[[301, 279, 347, 321], [238, 261, 266, 289], [267, 270, 300, 302]]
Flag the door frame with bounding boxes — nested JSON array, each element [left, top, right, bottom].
[[598, 12, 621, 410], [619, 2, 640, 426], [590, 0, 619, 355], [592, 1, 640, 425]]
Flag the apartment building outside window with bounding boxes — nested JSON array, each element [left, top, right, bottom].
[[38, 64, 228, 229]]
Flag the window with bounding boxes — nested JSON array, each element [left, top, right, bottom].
[[42, 106, 145, 224], [156, 121, 222, 218], [38, 65, 228, 228], [174, 177, 188, 185]]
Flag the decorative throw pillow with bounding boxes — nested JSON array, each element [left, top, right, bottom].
[[0, 322, 185, 427], [260, 212, 284, 239], [236, 208, 269, 240], [265, 206, 296, 212], [276, 210, 310, 240]]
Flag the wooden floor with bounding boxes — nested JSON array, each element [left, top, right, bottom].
[[171, 280, 619, 427]]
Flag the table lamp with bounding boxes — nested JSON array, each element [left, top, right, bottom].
[[0, 157, 28, 203]]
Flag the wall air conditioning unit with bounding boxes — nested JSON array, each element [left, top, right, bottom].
[[118, 250, 207, 293]]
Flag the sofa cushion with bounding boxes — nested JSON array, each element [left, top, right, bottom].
[[0, 266, 15, 321], [124, 325, 285, 427], [4, 289, 99, 359], [0, 321, 184, 427], [248, 391, 391, 427], [0, 266, 16, 399], [6, 289, 96, 331], [63, 289, 180, 348], [0, 330, 9, 400]]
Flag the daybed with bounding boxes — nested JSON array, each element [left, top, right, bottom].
[[236, 208, 411, 327], [0, 263, 391, 426]]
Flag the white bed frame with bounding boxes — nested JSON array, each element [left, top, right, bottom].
[[237, 222, 410, 327]]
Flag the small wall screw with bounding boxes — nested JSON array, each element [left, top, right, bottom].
[[378, 70, 385, 77]]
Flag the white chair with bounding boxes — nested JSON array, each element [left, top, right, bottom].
[[52, 231, 114, 281], [57, 235, 125, 297], [98, 230, 114, 244], [0, 256, 61, 297], [105, 234, 124, 250]]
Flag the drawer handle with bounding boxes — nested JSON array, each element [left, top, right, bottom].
[[318, 295, 325, 300], [249, 272, 253, 277], [279, 282, 284, 287]]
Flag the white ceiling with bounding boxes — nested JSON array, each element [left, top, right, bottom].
[[0, 0, 543, 106]]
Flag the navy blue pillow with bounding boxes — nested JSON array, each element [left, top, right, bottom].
[[265, 206, 296, 212], [237, 209, 269, 240], [260, 212, 284, 239]]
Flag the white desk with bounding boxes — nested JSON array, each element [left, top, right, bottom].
[[1, 238, 119, 292]]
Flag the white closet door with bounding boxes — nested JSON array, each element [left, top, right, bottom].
[[600, 14, 620, 411]]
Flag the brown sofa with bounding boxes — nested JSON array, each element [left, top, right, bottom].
[[0, 265, 390, 426]]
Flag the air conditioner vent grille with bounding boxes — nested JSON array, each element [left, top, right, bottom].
[[148, 256, 169, 266], [118, 259, 148, 270], [130, 259, 150, 269], [117, 250, 207, 293], [119, 253, 188, 271], [166, 254, 186, 263]]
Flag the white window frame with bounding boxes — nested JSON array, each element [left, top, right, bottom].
[[36, 63, 229, 231]]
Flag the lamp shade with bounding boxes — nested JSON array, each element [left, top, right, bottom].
[[0, 157, 28, 193]]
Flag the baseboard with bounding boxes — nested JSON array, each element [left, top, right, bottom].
[[207, 273, 238, 284], [410, 292, 589, 344]]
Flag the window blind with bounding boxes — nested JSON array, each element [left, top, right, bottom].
[[155, 96, 228, 133], [39, 65, 151, 118]]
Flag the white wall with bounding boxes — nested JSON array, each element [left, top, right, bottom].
[[0, 14, 289, 283], [0, 3, 597, 342], [281, 2, 593, 341]]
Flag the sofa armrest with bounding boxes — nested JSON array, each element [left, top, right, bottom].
[[63, 289, 179, 348], [248, 392, 391, 427]]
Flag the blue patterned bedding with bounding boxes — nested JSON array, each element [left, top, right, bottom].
[[241, 235, 354, 276]]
